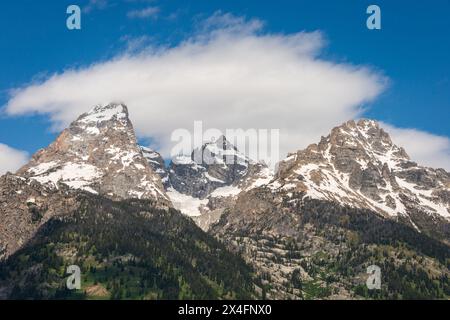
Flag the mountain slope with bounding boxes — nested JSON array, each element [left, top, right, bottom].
[[211, 194, 450, 299], [0, 173, 79, 259], [0, 193, 255, 299]]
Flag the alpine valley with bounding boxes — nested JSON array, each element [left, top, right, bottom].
[[0, 103, 449, 300]]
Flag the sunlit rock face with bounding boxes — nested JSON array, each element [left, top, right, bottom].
[[17, 103, 170, 205], [272, 119, 450, 223]]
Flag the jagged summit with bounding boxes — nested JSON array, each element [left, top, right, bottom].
[[169, 135, 266, 199], [79, 102, 129, 120], [323, 119, 410, 161], [141, 146, 171, 189], [72, 103, 132, 139], [16, 103, 169, 205], [193, 135, 251, 168], [274, 119, 450, 222], [163, 135, 272, 228]]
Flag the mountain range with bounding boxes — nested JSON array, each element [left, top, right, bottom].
[[0, 103, 449, 299]]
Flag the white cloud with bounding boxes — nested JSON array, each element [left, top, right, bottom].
[[127, 6, 159, 19], [0, 143, 29, 175], [381, 123, 450, 171], [4, 13, 388, 165]]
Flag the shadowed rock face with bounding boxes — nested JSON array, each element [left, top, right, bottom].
[[141, 147, 171, 189], [16, 103, 170, 206], [168, 135, 254, 199], [0, 173, 80, 258], [163, 135, 273, 228]]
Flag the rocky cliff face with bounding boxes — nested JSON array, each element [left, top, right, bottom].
[[0, 173, 80, 258], [17, 103, 169, 205], [141, 147, 171, 189]]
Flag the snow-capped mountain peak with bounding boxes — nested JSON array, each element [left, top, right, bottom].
[[324, 119, 410, 167], [163, 136, 273, 229], [169, 135, 263, 199], [79, 103, 128, 124], [16, 103, 170, 205], [273, 119, 450, 223]]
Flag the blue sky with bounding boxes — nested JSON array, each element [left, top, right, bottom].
[[0, 0, 449, 171]]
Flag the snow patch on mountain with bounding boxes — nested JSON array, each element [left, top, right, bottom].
[[30, 162, 101, 191], [211, 185, 242, 197], [166, 187, 209, 216]]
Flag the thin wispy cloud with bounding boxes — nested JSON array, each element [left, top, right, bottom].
[[83, 0, 109, 13], [127, 6, 160, 19], [119, 35, 154, 53], [5, 12, 449, 170]]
